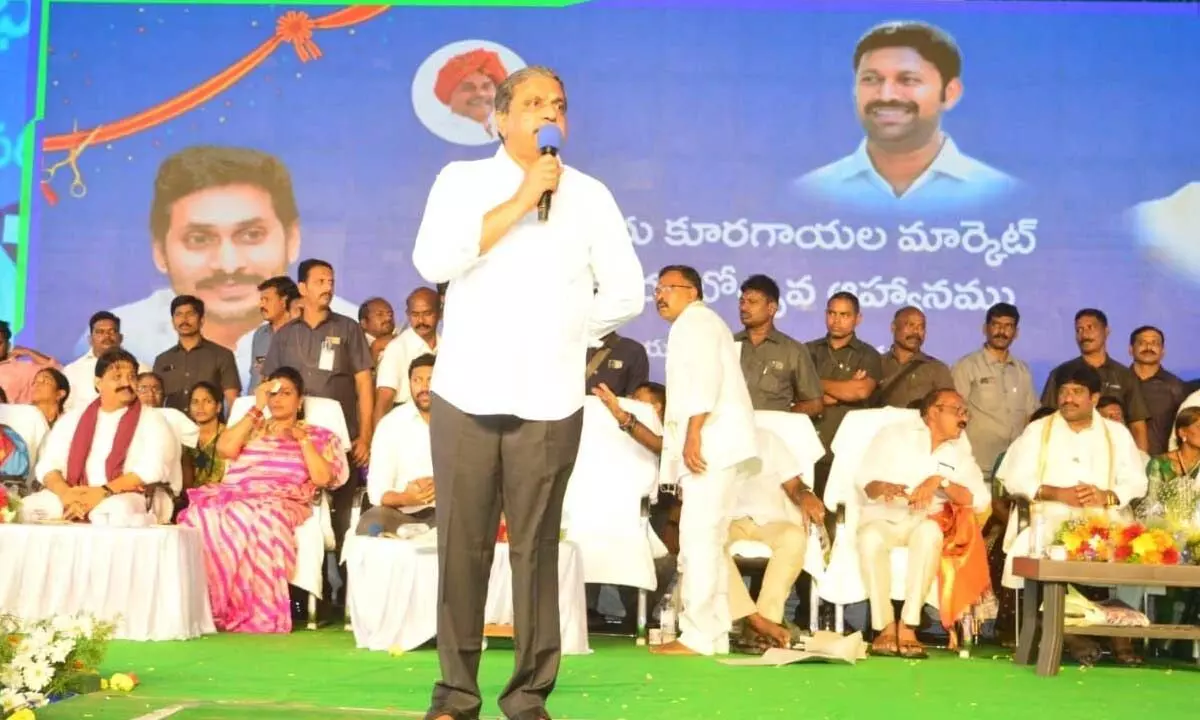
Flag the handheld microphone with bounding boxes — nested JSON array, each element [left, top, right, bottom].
[[536, 124, 563, 223]]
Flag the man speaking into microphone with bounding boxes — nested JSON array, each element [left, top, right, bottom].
[[412, 66, 644, 720]]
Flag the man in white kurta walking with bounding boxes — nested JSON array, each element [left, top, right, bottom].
[[651, 265, 760, 656], [412, 66, 644, 720]]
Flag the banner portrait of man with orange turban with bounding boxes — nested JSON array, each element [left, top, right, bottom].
[[434, 48, 509, 136]]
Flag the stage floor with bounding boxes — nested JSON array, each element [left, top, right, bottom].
[[38, 631, 1200, 719]]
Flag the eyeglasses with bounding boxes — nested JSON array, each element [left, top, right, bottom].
[[936, 404, 969, 418], [654, 284, 695, 296]]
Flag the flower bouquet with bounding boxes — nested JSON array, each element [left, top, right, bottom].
[[0, 613, 115, 718], [0, 487, 19, 524], [1054, 517, 1182, 565], [1113, 523, 1179, 564], [1054, 515, 1115, 561]]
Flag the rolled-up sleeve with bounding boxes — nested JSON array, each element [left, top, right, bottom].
[[586, 186, 644, 344], [412, 163, 489, 284]]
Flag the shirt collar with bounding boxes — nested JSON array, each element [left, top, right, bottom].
[[836, 135, 980, 184], [734, 328, 784, 344], [978, 345, 1016, 367], [1130, 364, 1176, 384], [492, 145, 527, 182]]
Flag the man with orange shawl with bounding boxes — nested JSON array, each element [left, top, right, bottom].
[[854, 388, 992, 658], [433, 48, 509, 140]]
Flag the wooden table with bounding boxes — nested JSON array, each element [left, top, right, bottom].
[[1012, 558, 1200, 676]]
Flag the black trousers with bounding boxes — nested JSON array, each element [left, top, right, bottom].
[[426, 394, 584, 720]]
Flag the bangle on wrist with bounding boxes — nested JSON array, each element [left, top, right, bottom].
[[248, 407, 264, 422]]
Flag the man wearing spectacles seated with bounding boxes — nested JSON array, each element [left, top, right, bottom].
[[855, 388, 991, 659]]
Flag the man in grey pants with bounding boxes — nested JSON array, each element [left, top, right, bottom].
[[412, 65, 644, 720]]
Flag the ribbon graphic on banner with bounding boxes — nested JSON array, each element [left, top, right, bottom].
[[39, 5, 389, 205]]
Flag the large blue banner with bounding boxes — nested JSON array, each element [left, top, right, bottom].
[[26, 2, 1200, 384]]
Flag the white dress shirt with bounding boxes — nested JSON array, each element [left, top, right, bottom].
[[733, 428, 805, 526], [854, 414, 990, 524], [366, 403, 434, 513], [661, 302, 759, 481], [35, 404, 174, 488], [998, 411, 1148, 530], [61, 351, 151, 413], [375, 327, 440, 404], [412, 147, 644, 421]]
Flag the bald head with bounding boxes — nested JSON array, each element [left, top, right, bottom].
[[405, 286, 441, 343], [407, 287, 439, 309], [891, 305, 926, 353]]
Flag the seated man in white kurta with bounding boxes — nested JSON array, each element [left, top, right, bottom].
[[998, 364, 1148, 663], [999, 363, 1148, 567], [357, 354, 436, 535], [727, 427, 826, 650], [855, 388, 990, 658], [20, 349, 174, 524]]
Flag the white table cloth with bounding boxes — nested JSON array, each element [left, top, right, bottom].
[[0, 523, 216, 641], [345, 536, 589, 654]]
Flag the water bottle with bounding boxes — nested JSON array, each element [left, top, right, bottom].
[[657, 582, 678, 644], [1030, 503, 1046, 558]]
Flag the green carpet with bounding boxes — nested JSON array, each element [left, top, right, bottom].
[[36, 632, 1200, 720]]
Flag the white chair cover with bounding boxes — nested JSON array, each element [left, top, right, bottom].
[[817, 408, 938, 607], [228, 395, 350, 597], [0, 403, 50, 488], [562, 396, 664, 590], [344, 536, 589, 654], [154, 407, 198, 496]]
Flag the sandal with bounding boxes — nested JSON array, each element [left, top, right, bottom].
[[1064, 636, 1103, 667], [899, 641, 928, 659], [870, 631, 900, 657], [1112, 638, 1143, 666]]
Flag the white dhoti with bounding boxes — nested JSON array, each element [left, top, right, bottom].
[[19, 489, 166, 525], [677, 464, 743, 655], [858, 515, 942, 630]]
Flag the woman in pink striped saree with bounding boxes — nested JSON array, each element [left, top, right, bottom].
[[179, 367, 345, 633]]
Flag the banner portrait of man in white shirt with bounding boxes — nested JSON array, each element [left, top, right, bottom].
[[412, 66, 644, 720], [79, 146, 356, 367], [652, 264, 760, 657]]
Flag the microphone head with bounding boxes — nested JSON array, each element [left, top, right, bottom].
[[536, 124, 563, 153]]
